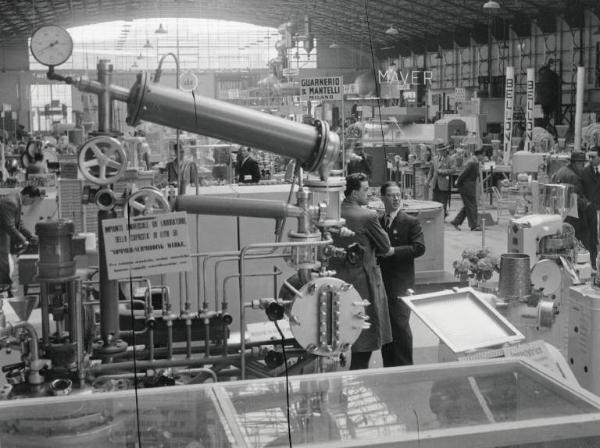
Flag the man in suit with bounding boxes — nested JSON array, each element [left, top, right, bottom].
[[378, 181, 425, 366], [329, 172, 394, 370], [0, 187, 40, 296], [581, 146, 600, 268], [426, 145, 454, 218], [450, 147, 485, 231], [552, 151, 593, 266], [237, 146, 261, 183]]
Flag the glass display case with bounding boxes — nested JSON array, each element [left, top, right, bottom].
[[1, 358, 600, 447]]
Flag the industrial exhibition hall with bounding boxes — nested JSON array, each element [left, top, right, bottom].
[[1, 1, 600, 447]]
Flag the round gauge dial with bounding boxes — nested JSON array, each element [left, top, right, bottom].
[[30, 25, 73, 67]]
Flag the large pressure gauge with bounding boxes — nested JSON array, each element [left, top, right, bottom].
[[30, 25, 73, 67]]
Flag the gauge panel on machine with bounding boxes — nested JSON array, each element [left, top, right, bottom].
[[30, 25, 73, 67]]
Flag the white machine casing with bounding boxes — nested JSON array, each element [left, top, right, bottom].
[[507, 214, 563, 265], [568, 284, 600, 395]]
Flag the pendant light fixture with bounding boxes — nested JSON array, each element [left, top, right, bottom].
[[155, 23, 168, 34]]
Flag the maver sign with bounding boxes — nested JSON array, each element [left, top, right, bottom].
[[300, 76, 343, 101]]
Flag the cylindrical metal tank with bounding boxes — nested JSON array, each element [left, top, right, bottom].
[[35, 220, 76, 280], [498, 253, 531, 299], [125, 72, 338, 177]]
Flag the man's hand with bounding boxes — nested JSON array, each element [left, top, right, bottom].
[[381, 247, 395, 257], [16, 240, 29, 255], [29, 236, 39, 246]]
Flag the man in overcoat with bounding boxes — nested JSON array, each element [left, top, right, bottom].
[[329, 173, 394, 370]]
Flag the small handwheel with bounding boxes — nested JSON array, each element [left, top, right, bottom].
[[78, 136, 127, 185], [127, 187, 171, 217]]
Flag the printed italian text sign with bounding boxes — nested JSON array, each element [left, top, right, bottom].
[[102, 211, 192, 280]]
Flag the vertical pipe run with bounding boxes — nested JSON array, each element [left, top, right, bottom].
[[487, 13, 493, 99], [574, 66, 585, 152], [40, 283, 50, 346], [96, 60, 113, 133], [98, 209, 120, 345]]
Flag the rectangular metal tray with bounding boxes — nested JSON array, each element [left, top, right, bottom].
[[402, 287, 525, 353]]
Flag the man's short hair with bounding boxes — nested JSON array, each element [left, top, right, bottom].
[[380, 181, 399, 197], [474, 147, 484, 156], [344, 172, 368, 197], [21, 186, 41, 198]]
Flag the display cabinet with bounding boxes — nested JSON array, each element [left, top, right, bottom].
[[1, 358, 600, 447]]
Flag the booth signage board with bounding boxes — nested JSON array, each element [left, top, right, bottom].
[[102, 211, 192, 280], [503, 66, 515, 164], [524, 68, 535, 152], [300, 76, 343, 101]]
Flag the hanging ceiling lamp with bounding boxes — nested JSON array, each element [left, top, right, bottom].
[[482, 0, 500, 10], [385, 25, 399, 36], [155, 23, 168, 34], [136, 52, 144, 60], [143, 39, 153, 49]]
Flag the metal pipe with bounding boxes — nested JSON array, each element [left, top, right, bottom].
[[186, 321, 192, 359], [574, 66, 585, 152], [147, 326, 154, 361], [109, 339, 305, 361], [74, 282, 85, 388], [167, 319, 174, 360], [175, 195, 303, 219], [125, 73, 339, 179], [96, 60, 113, 133], [90, 347, 306, 374], [214, 256, 281, 308], [197, 249, 280, 311], [40, 283, 50, 346], [222, 269, 283, 309], [98, 208, 120, 344]]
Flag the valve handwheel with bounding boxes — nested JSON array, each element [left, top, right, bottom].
[[127, 187, 171, 217], [78, 136, 127, 185]]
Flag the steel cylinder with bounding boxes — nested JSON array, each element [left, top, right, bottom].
[[35, 220, 76, 280], [125, 73, 339, 178], [175, 195, 302, 219], [498, 253, 531, 299]]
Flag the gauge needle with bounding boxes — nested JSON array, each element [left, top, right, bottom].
[[40, 40, 59, 52]]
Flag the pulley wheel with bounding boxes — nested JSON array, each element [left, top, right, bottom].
[[78, 136, 127, 185]]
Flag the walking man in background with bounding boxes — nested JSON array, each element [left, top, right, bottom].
[[378, 181, 425, 366], [426, 145, 454, 219], [450, 147, 485, 231]]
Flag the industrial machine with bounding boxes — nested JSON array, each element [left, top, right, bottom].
[[0, 25, 370, 405]]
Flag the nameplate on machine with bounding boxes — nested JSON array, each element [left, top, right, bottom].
[[101, 211, 192, 280]]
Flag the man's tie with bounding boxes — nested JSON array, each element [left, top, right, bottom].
[[385, 214, 392, 230]]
